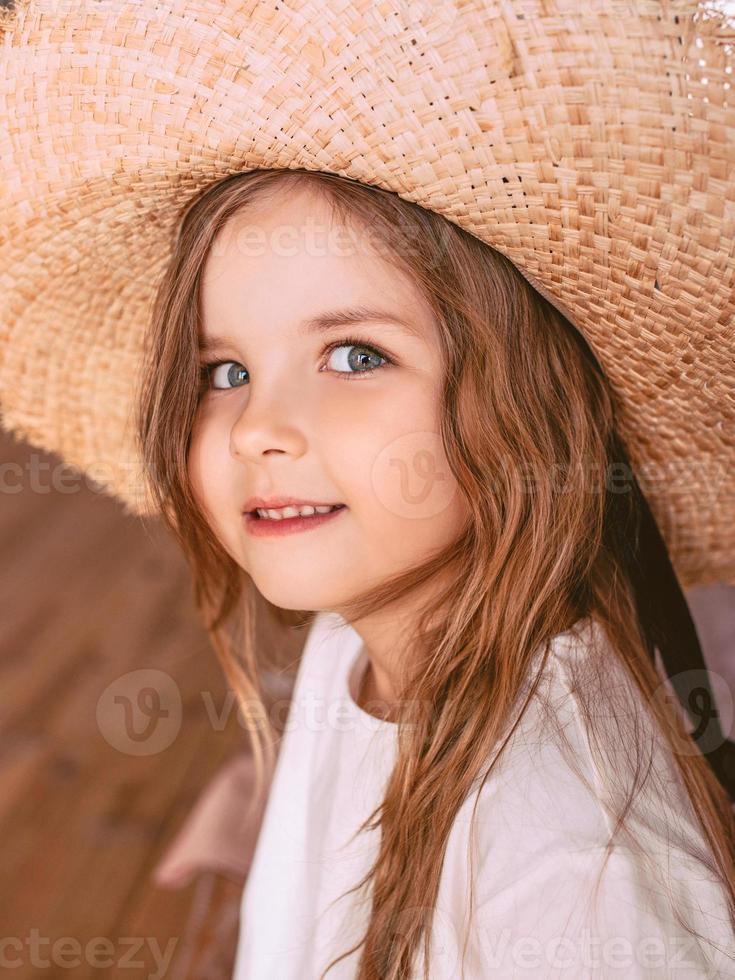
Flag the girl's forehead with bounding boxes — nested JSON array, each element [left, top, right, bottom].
[[198, 184, 442, 346], [198, 257, 439, 354], [202, 219, 435, 328], [210, 184, 408, 273]]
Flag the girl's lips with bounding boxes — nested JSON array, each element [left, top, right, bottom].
[[243, 504, 347, 537]]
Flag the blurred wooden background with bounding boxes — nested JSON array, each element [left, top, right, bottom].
[[0, 427, 250, 979], [0, 424, 732, 979]]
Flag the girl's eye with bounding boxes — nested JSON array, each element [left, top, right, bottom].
[[198, 338, 392, 394], [199, 361, 249, 391], [323, 338, 391, 379]]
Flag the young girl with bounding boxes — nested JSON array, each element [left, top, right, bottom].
[[2, 3, 734, 979], [137, 167, 735, 979]]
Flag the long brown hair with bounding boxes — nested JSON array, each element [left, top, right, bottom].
[[137, 167, 735, 979]]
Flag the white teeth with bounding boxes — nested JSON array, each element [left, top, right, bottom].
[[255, 504, 340, 520]]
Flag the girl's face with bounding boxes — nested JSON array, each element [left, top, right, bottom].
[[188, 185, 469, 612]]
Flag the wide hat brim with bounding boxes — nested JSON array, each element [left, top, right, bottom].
[[0, 0, 733, 587]]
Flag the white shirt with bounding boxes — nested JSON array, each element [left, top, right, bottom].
[[233, 610, 735, 979]]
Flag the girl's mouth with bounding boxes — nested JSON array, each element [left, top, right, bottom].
[[243, 504, 347, 537]]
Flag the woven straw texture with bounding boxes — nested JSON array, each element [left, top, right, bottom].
[[0, 0, 733, 587]]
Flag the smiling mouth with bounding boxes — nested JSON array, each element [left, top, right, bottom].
[[243, 503, 348, 537], [249, 504, 347, 521]]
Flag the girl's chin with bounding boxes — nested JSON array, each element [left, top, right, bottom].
[[248, 581, 355, 612]]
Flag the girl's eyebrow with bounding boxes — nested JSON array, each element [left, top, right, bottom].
[[298, 306, 422, 338], [198, 305, 422, 354]]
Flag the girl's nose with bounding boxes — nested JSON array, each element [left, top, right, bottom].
[[228, 396, 308, 462]]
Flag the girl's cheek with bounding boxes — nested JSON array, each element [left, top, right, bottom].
[[186, 428, 219, 513]]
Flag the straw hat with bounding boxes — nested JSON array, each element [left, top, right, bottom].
[[0, 0, 733, 588]]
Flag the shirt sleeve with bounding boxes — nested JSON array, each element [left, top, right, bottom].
[[453, 843, 735, 980]]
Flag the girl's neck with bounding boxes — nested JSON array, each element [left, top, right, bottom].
[[351, 647, 400, 723]]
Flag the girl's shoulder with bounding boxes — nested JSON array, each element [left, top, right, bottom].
[[461, 614, 725, 912], [301, 608, 712, 859], [447, 620, 735, 976], [484, 614, 700, 847]]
